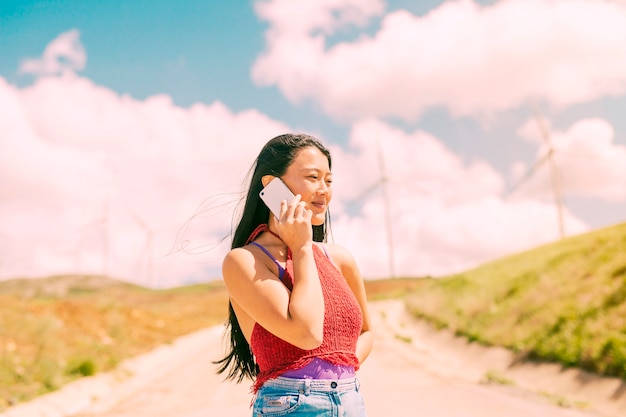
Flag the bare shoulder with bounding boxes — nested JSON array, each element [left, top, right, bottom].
[[221, 246, 258, 284], [318, 243, 358, 276], [223, 246, 254, 267]]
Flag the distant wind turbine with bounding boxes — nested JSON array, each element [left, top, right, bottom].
[[508, 106, 565, 240], [348, 139, 396, 278]]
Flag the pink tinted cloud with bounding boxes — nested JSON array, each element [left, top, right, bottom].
[[410, 197, 588, 276], [252, 0, 385, 103], [1, 71, 591, 283], [329, 120, 589, 278], [19, 29, 86, 76], [252, 0, 626, 120], [254, 0, 384, 36], [1, 23, 604, 285], [513, 117, 626, 201], [0, 73, 289, 286], [329, 119, 504, 211]]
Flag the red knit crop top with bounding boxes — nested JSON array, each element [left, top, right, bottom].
[[247, 227, 363, 392]]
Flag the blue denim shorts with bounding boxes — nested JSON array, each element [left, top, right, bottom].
[[252, 376, 367, 416]]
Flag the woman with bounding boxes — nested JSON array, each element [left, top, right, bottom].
[[215, 133, 373, 416]]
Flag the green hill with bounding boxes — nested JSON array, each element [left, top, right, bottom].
[[2, 222, 626, 410], [0, 275, 228, 410], [405, 222, 626, 380], [0, 274, 144, 297]]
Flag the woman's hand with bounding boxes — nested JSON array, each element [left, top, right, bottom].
[[274, 194, 313, 252]]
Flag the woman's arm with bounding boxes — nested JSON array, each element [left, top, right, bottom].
[[222, 198, 325, 350]]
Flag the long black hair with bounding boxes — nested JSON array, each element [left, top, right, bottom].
[[214, 133, 332, 382]]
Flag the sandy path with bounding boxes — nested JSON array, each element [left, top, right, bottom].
[[357, 301, 603, 417], [2, 300, 620, 417]]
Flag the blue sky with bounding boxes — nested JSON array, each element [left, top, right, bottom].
[[1, 0, 625, 286], [4, 0, 623, 171], [2, 0, 535, 153]]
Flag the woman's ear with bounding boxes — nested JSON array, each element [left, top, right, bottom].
[[261, 175, 275, 188]]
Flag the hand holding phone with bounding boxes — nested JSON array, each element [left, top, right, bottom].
[[259, 177, 296, 219]]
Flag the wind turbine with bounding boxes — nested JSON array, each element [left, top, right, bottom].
[[508, 107, 565, 240], [348, 139, 396, 279]]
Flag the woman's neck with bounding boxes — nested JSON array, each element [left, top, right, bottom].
[[267, 221, 280, 237], [259, 222, 286, 248]]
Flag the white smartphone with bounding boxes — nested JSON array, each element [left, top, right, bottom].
[[259, 177, 295, 218]]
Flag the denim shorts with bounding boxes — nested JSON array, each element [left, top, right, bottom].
[[252, 376, 368, 417]]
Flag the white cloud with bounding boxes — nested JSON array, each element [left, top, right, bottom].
[[252, 0, 385, 105], [254, 0, 384, 36], [252, 0, 626, 120], [19, 29, 87, 76], [1, 71, 593, 284], [512, 117, 626, 201], [329, 119, 504, 211], [328, 119, 589, 278], [412, 197, 587, 275], [0, 73, 289, 286], [3, 20, 611, 285]]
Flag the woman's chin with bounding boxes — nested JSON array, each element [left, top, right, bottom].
[[311, 215, 326, 227]]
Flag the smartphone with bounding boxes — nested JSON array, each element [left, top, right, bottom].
[[259, 178, 295, 218]]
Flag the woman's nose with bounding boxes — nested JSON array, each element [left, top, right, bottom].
[[317, 181, 330, 194]]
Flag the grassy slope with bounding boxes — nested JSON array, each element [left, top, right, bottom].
[[404, 222, 626, 380], [0, 276, 228, 410], [0, 274, 409, 410], [3, 222, 626, 408]]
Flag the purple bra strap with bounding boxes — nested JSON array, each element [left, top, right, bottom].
[[249, 241, 286, 282]]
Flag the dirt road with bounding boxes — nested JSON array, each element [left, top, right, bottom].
[[3, 300, 620, 417]]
